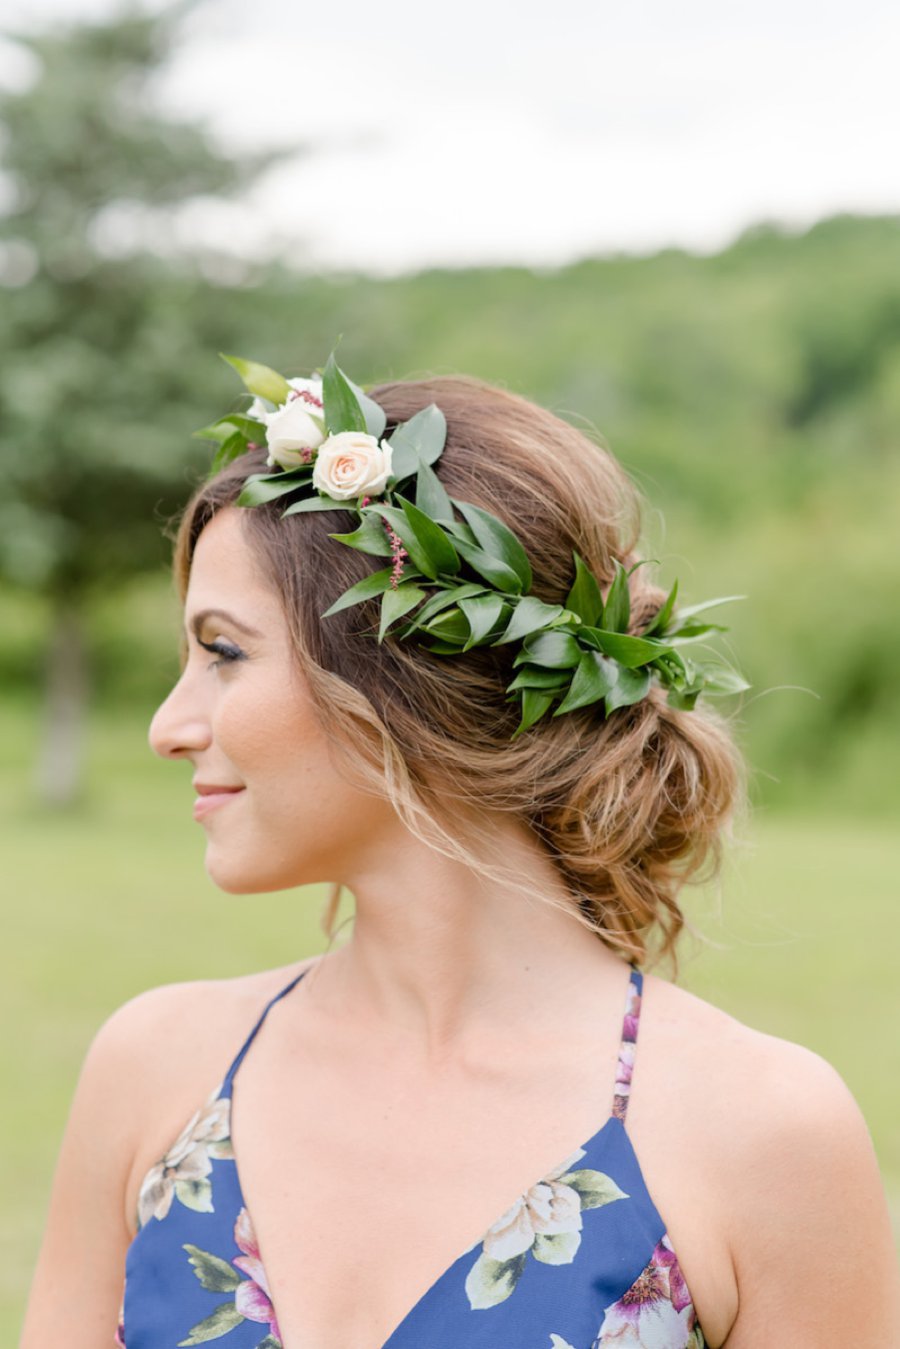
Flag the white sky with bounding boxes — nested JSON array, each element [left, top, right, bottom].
[[2, 0, 898, 274]]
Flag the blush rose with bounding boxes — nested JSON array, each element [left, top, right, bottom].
[[311, 431, 394, 499]]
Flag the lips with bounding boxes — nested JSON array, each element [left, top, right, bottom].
[[192, 784, 245, 822]]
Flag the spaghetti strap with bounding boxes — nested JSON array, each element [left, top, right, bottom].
[[222, 965, 312, 1090], [611, 964, 643, 1122]]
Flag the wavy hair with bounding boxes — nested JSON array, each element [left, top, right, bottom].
[[170, 375, 743, 970]]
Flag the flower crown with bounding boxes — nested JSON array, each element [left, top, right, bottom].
[[195, 353, 747, 739]]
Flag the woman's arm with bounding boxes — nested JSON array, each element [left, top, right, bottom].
[[19, 997, 145, 1348], [721, 1035, 900, 1346], [18, 964, 309, 1347]]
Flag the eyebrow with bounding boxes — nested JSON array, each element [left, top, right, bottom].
[[187, 608, 265, 641]]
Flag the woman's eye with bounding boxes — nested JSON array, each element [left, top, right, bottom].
[[198, 638, 245, 669]]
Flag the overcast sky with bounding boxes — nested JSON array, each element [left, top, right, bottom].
[[2, 0, 898, 273]]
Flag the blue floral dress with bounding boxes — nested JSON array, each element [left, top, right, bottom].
[[119, 965, 706, 1348]]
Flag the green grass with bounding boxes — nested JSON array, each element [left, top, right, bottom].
[[3, 699, 898, 1336]]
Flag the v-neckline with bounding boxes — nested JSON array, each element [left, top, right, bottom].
[[220, 961, 642, 1349], [222, 1088, 623, 1349]]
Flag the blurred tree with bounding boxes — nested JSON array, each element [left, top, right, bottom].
[[0, 0, 297, 805]]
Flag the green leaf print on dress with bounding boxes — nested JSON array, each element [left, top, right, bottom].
[[464, 1147, 628, 1309], [177, 1207, 283, 1347]]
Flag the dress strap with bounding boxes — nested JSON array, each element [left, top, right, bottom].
[[222, 965, 312, 1091], [611, 964, 643, 1122]]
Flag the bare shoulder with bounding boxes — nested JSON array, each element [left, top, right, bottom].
[[641, 972, 874, 1167], [94, 953, 320, 1077], [91, 955, 322, 1232], [639, 975, 900, 1345]]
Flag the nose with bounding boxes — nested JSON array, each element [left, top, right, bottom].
[[148, 673, 212, 761]]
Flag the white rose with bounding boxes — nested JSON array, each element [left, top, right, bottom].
[[312, 432, 394, 500], [262, 377, 326, 468]]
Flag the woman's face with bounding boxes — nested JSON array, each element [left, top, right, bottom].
[[148, 506, 389, 893]]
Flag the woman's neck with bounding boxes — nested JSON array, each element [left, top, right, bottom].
[[307, 812, 629, 1061]]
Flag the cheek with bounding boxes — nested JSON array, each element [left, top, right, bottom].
[[213, 679, 328, 790]]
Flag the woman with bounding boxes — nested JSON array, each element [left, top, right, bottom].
[[21, 363, 898, 1348]]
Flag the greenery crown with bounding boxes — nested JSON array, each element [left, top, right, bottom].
[[195, 352, 747, 739]]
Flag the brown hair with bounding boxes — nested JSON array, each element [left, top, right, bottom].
[[172, 375, 743, 970]]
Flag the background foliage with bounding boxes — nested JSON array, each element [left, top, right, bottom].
[[4, 214, 900, 811]]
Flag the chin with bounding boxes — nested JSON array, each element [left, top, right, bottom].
[[203, 848, 312, 895]]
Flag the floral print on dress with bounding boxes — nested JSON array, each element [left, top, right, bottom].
[[590, 1236, 706, 1347], [137, 1084, 234, 1227], [179, 1206, 282, 1347], [611, 979, 640, 1121], [464, 1147, 628, 1309], [120, 964, 708, 1349]]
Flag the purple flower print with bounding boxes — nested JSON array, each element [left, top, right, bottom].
[[232, 1207, 282, 1341], [179, 1206, 282, 1346], [592, 1235, 704, 1347]]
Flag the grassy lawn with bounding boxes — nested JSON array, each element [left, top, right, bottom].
[[3, 700, 898, 1335]]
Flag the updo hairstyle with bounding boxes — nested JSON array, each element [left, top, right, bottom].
[[171, 374, 743, 970]]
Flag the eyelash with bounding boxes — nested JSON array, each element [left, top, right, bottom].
[[198, 639, 245, 669]]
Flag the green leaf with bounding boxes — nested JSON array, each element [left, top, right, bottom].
[[464, 1251, 527, 1310], [579, 628, 670, 667], [452, 498, 533, 592], [672, 595, 745, 625], [667, 620, 729, 640], [645, 578, 678, 637], [511, 687, 557, 738], [328, 513, 394, 557], [397, 582, 489, 636], [236, 470, 312, 507], [174, 1178, 213, 1213], [281, 494, 356, 515], [378, 584, 427, 641], [220, 354, 290, 405], [557, 1169, 628, 1209], [177, 1300, 245, 1346], [255, 1338, 282, 1349], [453, 537, 523, 593], [552, 651, 619, 716], [389, 404, 447, 471], [209, 430, 248, 477], [601, 560, 631, 633], [193, 414, 266, 445], [505, 665, 571, 692], [421, 638, 466, 654], [423, 607, 470, 644], [458, 592, 508, 649], [414, 459, 455, 523], [604, 666, 652, 712], [513, 631, 583, 669], [532, 1229, 581, 1265], [345, 375, 387, 438], [701, 665, 750, 695], [322, 353, 367, 434], [364, 497, 460, 580], [667, 685, 703, 711], [183, 1245, 241, 1293], [398, 495, 461, 574], [492, 595, 565, 647], [442, 518, 478, 547], [565, 551, 604, 626], [320, 566, 404, 618]]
